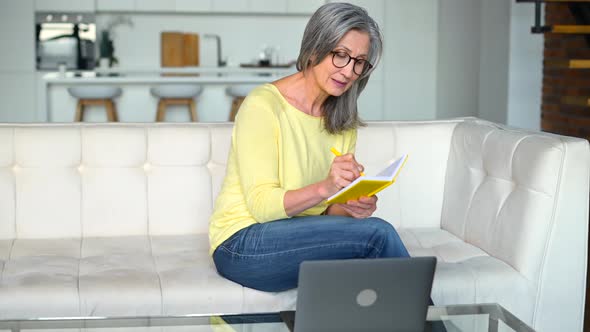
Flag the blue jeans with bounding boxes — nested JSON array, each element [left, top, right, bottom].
[[212, 215, 410, 292]]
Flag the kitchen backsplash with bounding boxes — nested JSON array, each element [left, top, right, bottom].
[[95, 13, 308, 68]]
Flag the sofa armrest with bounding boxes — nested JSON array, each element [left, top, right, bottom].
[[534, 137, 589, 332]]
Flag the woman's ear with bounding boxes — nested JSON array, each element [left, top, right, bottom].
[[308, 53, 319, 65]]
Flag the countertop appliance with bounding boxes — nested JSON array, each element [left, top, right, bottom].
[[36, 12, 96, 70]]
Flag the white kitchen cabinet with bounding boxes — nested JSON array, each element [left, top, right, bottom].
[[96, 0, 210, 13], [249, 0, 287, 14], [0, 73, 37, 122], [211, 0, 249, 13], [0, 0, 37, 122], [92, 0, 322, 14], [34, 0, 95, 12], [96, 0, 136, 12], [175, 0, 211, 12], [137, 0, 176, 12], [287, 0, 325, 14], [0, 0, 35, 71]]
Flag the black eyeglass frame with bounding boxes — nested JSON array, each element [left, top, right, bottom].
[[330, 51, 374, 76]]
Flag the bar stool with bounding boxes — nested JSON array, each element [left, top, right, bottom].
[[226, 84, 258, 121], [68, 86, 122, 122], [150, 85, 203, 122]]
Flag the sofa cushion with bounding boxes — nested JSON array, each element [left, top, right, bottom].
[[0, 230, 535, 321], [0, 235, 245, 319], [399, 227, 536, 325], [356, 122, 457, 229], [0, 125, 222, 241], [151, 235, 244, 315], [441, 121, 564, 283]]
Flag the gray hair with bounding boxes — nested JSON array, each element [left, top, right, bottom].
[[296, 2, 383, 134]]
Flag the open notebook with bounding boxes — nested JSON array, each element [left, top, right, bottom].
[[326, 154, 408, 204]]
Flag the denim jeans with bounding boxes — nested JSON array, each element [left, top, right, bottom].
[[212, 215, 410, 292]]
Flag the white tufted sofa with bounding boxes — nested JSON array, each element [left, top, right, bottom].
[[0, 118, 588, 332]]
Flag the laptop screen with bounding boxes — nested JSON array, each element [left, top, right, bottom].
[[293, 257, 436, 332]]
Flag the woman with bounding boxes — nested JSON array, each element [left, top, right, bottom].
[[209, 2, 410, 292]]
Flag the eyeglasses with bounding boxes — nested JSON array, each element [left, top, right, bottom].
[[330, 51, 373, 76]]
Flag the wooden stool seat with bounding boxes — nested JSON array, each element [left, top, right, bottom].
[[150, 85, 203, 122], [226, 84, 258, 121], [68, 86, 122, 122]]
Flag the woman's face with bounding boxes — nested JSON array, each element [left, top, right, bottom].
[[311, 29, 371, 97]]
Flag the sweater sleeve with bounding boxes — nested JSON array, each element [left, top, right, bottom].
[[232, 91, 288, 222], [346, 129, 358, 154]]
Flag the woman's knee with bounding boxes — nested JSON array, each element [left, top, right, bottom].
[[364, 217, 396, 235], [363, 217, 409, 258]]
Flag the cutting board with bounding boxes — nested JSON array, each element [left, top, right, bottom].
[[161, 32, 199, 67], [183, 33, 199, 66]]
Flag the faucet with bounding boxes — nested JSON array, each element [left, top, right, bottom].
[[204, 34, 226, 67]]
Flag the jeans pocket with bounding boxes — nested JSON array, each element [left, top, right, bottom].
[[218, 229, 244, 253], [218, 223, 268, 256]]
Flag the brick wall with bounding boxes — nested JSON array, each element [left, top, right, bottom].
[[543, 4, 590, 331], [542, 3, 590, 141]]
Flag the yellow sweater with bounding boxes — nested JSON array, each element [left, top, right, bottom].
[[208, 83, 357, 254]]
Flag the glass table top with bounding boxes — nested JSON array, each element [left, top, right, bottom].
[[0, 303, 535, 332]]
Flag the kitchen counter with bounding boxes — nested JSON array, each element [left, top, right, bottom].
[[43, 66, 296, 84], [40, 67, 296, 122]]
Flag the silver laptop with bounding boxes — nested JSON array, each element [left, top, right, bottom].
[[292, 257, 436, 332]]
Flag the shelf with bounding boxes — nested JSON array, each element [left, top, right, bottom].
[[516, 0, 590, 2], [562, 96, 590, 106], [545, 59, 590, 68], [551, 25, 590, 33]]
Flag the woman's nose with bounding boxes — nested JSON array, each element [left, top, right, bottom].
[[341, 61, 355, 78]]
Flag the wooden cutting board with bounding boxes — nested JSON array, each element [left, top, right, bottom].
[[183, 33, 199, 66], [161, 32, 200, 67]]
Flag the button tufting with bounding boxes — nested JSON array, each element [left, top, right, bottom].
[[78, 165, 84, 172], [12, 164, 19, 172], [143, 163, 152, 172]]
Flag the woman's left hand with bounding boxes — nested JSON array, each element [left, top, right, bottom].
[[337, 195, 378, 219]]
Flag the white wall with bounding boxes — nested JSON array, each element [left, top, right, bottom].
[[507, 1, 543, 131], [383, 0, 438, 120], [335, 0, 385, 121], [478, 0, 511, 125], [436, 0, 480, 120]]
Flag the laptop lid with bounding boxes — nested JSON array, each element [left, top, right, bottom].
[[294, 257, 436, 332]]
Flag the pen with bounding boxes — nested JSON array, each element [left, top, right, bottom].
[[330, 147, 365, 176]]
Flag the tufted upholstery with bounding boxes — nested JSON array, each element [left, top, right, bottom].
[[0, 118, 587, 331]]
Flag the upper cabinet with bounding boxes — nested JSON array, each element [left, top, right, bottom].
[[210, 0, 249, 13], [175, 0, 211, 13], [94, 0, 324, 14], [287, 0, 325, 14], [137, 0, 176, 12], [249, 0, 287, 14], [96, 0, 136, 12], [0, 0, 35, 71], [97, 0, 209, 13], [35, 0, 95, 12]]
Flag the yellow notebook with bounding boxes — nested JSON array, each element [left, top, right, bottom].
[[326, 154, 408, 204]]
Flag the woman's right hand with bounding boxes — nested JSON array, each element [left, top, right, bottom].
[[319, 153, 364, 198]]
